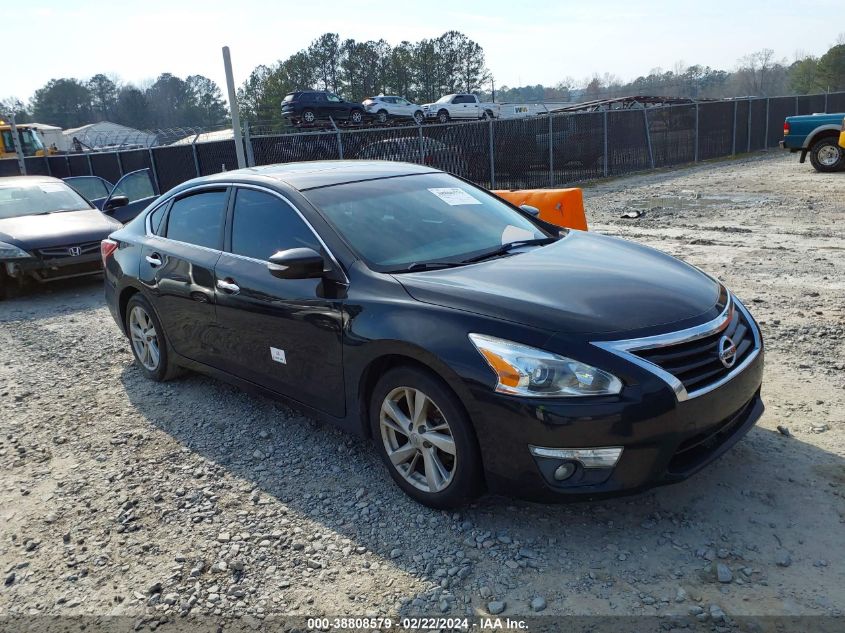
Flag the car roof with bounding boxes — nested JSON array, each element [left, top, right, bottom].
[[0, 175, 66, 187], [188, 160, 440, 191]]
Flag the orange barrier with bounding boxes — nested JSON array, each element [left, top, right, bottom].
[[493, 188, 588, 231]]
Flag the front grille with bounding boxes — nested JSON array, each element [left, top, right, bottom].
[[36, 241, 101, 260], [632, 304, 756, 395]]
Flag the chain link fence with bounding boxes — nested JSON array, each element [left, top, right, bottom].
[[4, 91, 844, 193]]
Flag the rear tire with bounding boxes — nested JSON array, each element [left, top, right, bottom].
[[350, 109, 364, 125], [125, 293, 182, 382], [369, 366, 483, 508], [808, 137, 844, 173]]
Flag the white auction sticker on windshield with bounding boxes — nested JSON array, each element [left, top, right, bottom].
[[428, 187, 482, 206]]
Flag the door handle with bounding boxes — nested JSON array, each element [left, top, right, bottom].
[[216, 279, 240, 294], [145, 254, 162, 267]]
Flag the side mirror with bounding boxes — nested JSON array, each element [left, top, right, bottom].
[[104, 195, 129, 211], [268, 247, 325, 279], [520, 204, 540, 217]]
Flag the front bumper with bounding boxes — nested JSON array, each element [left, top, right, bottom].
[[3, 253, 102, 283], [470, 345, 764, 502]]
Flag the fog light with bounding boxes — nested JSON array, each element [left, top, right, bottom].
[[530, 446, 623, 469], [553, 461, 577, 481]]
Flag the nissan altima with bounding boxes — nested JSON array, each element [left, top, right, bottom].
[[103, 161, 764, 508]]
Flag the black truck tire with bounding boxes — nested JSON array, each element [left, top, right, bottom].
[[808, 137, 844, 173]]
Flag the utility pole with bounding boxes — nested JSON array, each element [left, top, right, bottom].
[[222, 46, 246, 169], [6, 113, 27, 175], [491, 77, 495, 103]]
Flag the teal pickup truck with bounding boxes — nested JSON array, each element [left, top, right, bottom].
[[781, 112, 845, 172]]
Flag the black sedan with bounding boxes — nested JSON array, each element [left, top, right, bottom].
[[103, 161, 764, 508], [0, 176, 125, 298]]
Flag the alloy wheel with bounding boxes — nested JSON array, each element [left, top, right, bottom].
[[818, 144, 841, 166], [379, 386, 456, 493], [129, 305, 160, 371]]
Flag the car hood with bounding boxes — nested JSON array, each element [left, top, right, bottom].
[[394, 231, 724, 336], [0, 208, 122, 251]]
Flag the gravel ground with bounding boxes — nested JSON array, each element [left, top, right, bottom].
[[1, 152, 843, 627]]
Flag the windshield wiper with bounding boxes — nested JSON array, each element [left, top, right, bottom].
[[461, 237, 558, 263], [393, 261, 468, 273]]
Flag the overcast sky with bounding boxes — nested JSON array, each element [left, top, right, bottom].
[[8, 0, 843, 102]]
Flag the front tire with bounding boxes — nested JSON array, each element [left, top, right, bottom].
[[437, 110, 450, 124], [413, 111, 425, 125], [125, 294, 181, 382], [301, 109, 316, 125], [809, 137, 844, 172], [370, 366, 483, 508], [376, 109, 389, 124]]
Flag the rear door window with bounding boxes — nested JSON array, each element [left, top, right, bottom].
[[164, 190, 228, 249], [229, 188, 320, 261]]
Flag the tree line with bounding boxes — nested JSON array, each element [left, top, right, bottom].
[[482, 41, 845, 103], [1, 73, 229, 130], [237, 31, 490, 124], [2, 36, 843, 132]]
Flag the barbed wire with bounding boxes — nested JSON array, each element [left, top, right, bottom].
[[63, 126, 231, 151]]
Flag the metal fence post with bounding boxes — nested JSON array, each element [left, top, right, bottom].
[[603, 110, 609, 177], [764, 98, 770, 149], [643, 108, 655, 168], [222, 46, 246, 169], [694, 102, 699, 162], [731, 100, 737, 156], [794, 95, 799, 115], [825, 91, 829, 113], [488, 118, 496, 189], [746, 98, 752, 152], [417, 124, 424, 164], [86, 153, 94, 176], [548, 112, 553, 187], [191, 133, 201, 177], [243, 121, 256, 167], [329, 117, 343, 160], [44, 155, 52, 177], [148, 148, 161, 195], [116, 151, 124, 177]]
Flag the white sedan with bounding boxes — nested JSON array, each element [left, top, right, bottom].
[[363, 96, 425, 125]]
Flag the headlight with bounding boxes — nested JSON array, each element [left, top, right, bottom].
[[0, 241, 31, 260], [469, 333, 622, 397]]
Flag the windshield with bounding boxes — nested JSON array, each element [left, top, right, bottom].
[[303, 173, 547, 271], [435, 95, 453, 104], [2, 129, 44, 156], [0, 181, 92, 219]]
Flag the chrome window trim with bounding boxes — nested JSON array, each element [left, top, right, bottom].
[[225, 183, 348, 284], [145, 181, 347, 284], [591, 294, 761, 402], [144, 183, 226, 236]]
